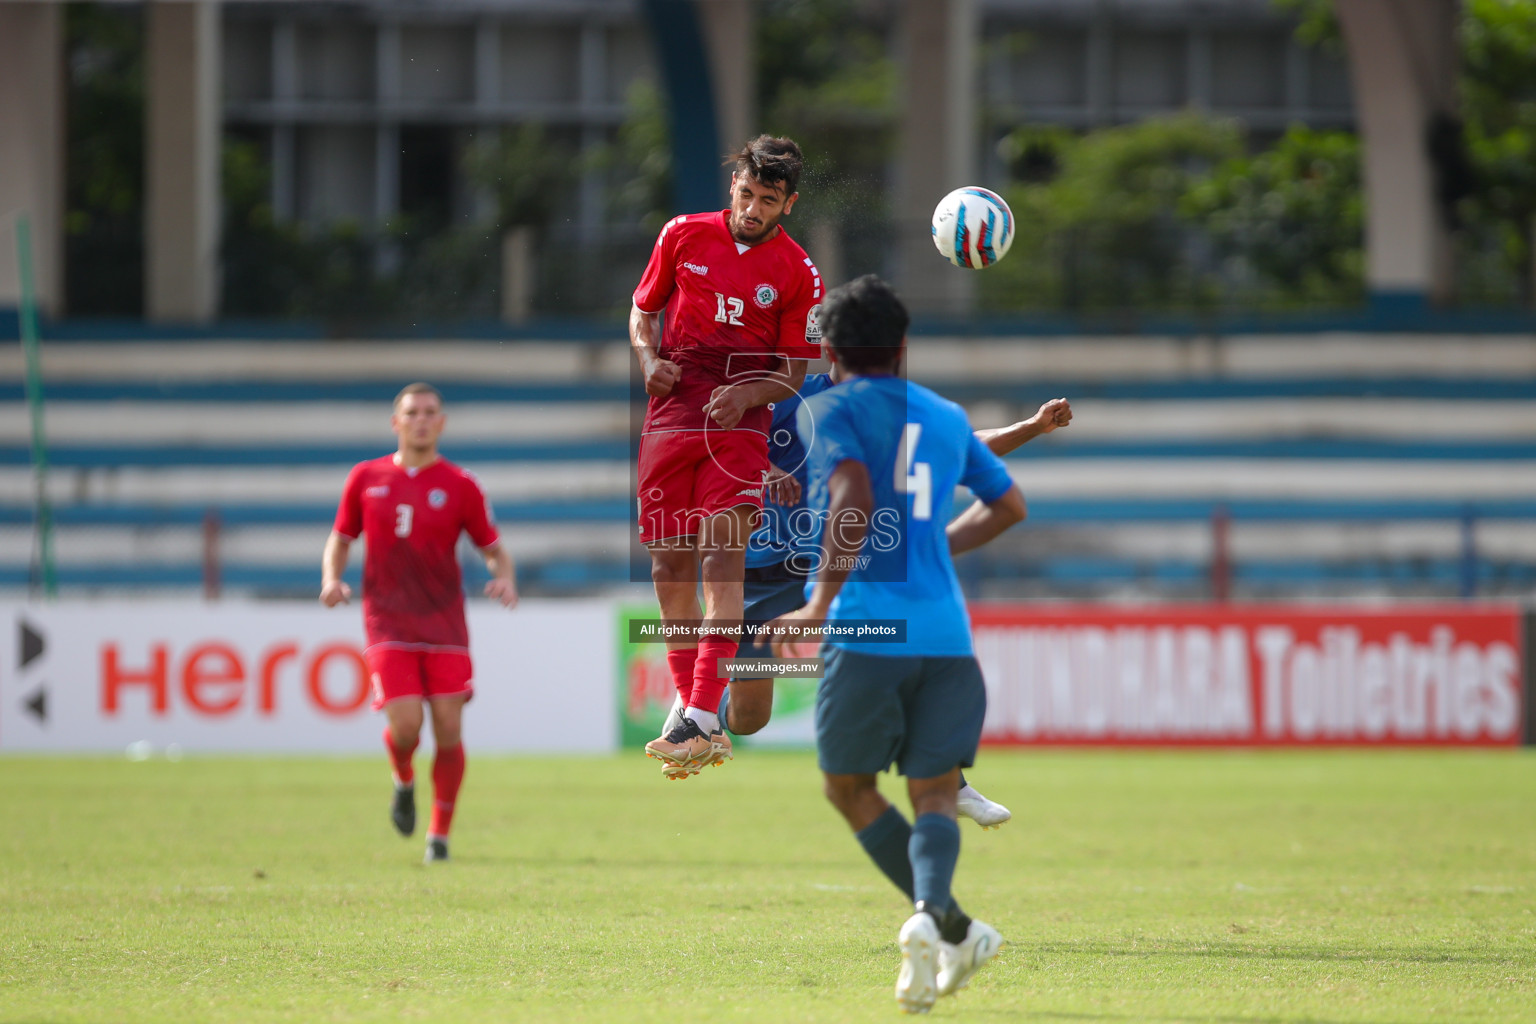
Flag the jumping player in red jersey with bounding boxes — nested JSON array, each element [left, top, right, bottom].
[[631, 135, 822, 779], [320, 382, 518, 863]]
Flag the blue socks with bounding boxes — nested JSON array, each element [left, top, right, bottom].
[[909, 813, 961, 915], [855, 806, 916, 899], [856, 807, 971, 941], [716, 686, 732, 735]]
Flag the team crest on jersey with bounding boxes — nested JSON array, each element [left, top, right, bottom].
[[752, 283, 778, 309], [805, 303, 823, 341], [428, 488, 448, 509]]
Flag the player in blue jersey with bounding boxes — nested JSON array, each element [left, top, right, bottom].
[[658, 373, 1069, 816], [768, 275, 1028, 1013]]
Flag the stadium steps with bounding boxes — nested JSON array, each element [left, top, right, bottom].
[[3, 336, 1536, 597]]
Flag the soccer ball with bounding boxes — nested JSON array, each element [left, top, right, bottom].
[[931, 187, 1015, 269]]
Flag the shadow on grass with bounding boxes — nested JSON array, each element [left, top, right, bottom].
[[989, 1013, 1425, 1024], [1029, 939, 1522, 967]]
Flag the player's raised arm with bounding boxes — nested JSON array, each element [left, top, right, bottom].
[[947, 484, 1026, 557], [320, 531, 353, 606], [972, 397, 1073, 456], [481, 541, 518, 608], [949, 428, 1029, 556]]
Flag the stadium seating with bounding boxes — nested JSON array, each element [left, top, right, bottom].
[[2, 333, 1534, 599]]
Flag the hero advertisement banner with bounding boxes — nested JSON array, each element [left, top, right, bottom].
[[0, 602, 615, 753]]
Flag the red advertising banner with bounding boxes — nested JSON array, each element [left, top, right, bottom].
[[971, 604, 1526, 747]]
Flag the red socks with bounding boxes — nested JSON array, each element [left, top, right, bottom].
[[384, 726, 418, 786], [689, 633, 738, 714], [385, 726, 464, 840], [429, 743, 466, 839], [665, 647, 698, 704]]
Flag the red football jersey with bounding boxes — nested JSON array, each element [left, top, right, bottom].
[[633, 210, 822, 436], [333, 456, 500, 650]]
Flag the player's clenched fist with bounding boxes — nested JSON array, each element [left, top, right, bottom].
[[319, 579, 352, 606], [1032, 397, 1072, 434], [704, 384, 751, 430], [643, 357, 682, 398]]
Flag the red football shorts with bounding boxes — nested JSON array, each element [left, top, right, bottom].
[[637, 429, 768, 544], [366, 646, 474, 711]]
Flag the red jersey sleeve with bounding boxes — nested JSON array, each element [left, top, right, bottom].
[[458, 471, 501, 550], [333, 463, 366, 539], [777, 253, 824, 360], [633, 216, 685, 314]]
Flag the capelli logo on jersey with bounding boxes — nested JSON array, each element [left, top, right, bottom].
[[684, 262, 709, 276], [365, 485, 390, 497]]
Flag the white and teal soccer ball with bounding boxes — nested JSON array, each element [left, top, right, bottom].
[[931, 186, 1015, 269]]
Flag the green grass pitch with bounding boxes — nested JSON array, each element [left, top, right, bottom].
[[2, 749, 1533, 1022]]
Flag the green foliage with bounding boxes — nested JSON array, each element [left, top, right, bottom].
[[1275, 0, 1536, 303], [601, 80, 674, 234], [756, 0, 896, 265], [1183, 126, 1364, 304], [65, 5, 143, 221], [1271, 0, 1342, 49], [220, 140, 385, 320], [461, 124, 577, 230], [2, 752, 1534, 1021], [983, 116, 1245, 311], [222, 139, 497, 321], [64, 3, 145, 315], [1460, 0, 1536, 301]]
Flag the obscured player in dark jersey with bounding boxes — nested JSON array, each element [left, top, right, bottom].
[[630, 135, 822, 779], [321, 382, 517, 863], [770, 277, 1026, 1012], [670, 368, 1068, 827]]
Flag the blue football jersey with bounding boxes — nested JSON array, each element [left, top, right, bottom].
[[796, 376, 1015, 656], [745, 372, 835, 569]]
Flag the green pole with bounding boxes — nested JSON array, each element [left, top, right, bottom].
[[17, 215, 56, 597]]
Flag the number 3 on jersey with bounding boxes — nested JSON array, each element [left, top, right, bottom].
[[714, 292, 745, 326], [896, 423, 932, 520], [394, 503, 414, 537]]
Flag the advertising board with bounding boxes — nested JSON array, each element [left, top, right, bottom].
[[0, 601, 614, 753], [973, 604, 1528, 746]]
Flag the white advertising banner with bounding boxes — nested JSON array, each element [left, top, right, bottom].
[[0, 601, 615, 754]]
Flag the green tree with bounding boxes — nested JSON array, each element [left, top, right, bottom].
[[220, 139, 391, 321], [983, 115, 1243, 312], [1275, 0, 1536, 304], [601, 80, 674, 235], [1182, 126, 1364, 306], [461, 124, 577, 230], [1460, 0, 1536, 302], [64, 3, 144, 315], [756, 0, 896, 276]]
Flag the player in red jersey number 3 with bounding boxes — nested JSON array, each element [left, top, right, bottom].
[[631, 135, 822, 778], [320, 382, 517, 863]]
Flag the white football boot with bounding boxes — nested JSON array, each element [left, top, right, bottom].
[[956, 785, 1011, 829], [895, 912, 940, 1014], [937, 919, 1003, 996]]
